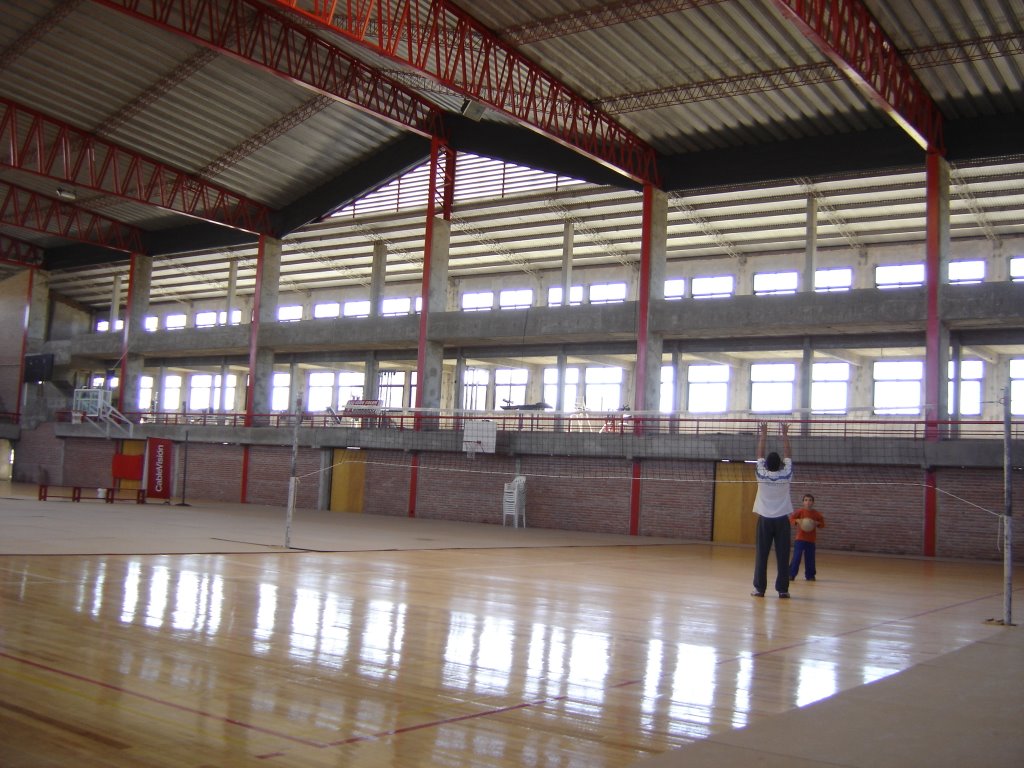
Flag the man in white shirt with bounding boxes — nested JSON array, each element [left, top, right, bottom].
[[751, 421, 793, 598]]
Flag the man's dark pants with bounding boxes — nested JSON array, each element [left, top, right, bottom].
[[753, 515, 791, 595]]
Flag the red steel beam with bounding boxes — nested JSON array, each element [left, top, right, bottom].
[[1, 97, 273, 235], [0, 182, 145, 254], [93, 0, 441, 137], [271, 0, 660, 185], [0, 233, 44, 267], [768, 0, 943, 152]]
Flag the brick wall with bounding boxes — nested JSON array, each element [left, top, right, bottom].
[[363, 449, 412, 516], [640, 460, 715, 540], [414, 452, 516, 523], [12, 423, 63, 485], [793, 464, 925, 556], [518, 455, 633, 534], [936, 467, 1024, 561], [243, 445, 321, 508], [63, 438, 118, 488], [174, 441, 245, 503]]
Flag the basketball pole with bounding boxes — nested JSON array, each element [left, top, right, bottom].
[[1002, 386, 1013, 626]]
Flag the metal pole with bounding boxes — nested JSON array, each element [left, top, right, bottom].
[[285, 395, 301, 548], [1003, 385, 1013, 626], [176, 429, 190, 506]]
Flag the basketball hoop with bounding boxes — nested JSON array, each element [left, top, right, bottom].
[[465, 440, 482, 460]]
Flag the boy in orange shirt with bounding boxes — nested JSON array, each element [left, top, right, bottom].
[[789, 493, 825, 581]]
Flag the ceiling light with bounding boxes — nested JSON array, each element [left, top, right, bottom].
[[56, 187, 77, 201]]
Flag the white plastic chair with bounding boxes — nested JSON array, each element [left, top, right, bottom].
[[502, 476, 526, 527]]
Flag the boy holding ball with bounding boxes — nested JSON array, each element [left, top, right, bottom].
[[789, 494, 825, 581]]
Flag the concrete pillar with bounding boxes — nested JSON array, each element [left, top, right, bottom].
[[370, 241, 387, 317], [803, 196, 817, 292], [636, 185, 667, 413], [120, 254, 152, 413], [109, 274, 122, 331], [225, 259, 238, 325], [925, 153, 951, 433], [364, 353, 379, 400], [799, 339, 813, 435], [246, 236, 282, 421], [559, 221, 574, 306], [417, 217, 450, 410]]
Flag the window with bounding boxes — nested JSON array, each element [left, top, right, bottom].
[[1011, 359, 1024, 415], [814, 268, 853, 292], [195, 311, 218, 328], [947, 360, 983, 416], [875, 264, 924, 289], [585, 366, 623, 411], [589, 282, 627, 304], [343, 300, 370, 318], [165, 314, 186, 330], [337, 371, 364, 405], [750, 363, 795, 413], [811, 362, 849, 413], [495, 368, 528, 407], [691, 275, 734, 299], [219, 309, 242, 325], [138, 375, 154, 411], [462, 368, 489, 410], [277, 305, 303, 322], [381, 297, 411, 316], [873, 360, 923, 415], [1011, 257, 1024, 282], [753, 271, 798, 296], [687, 364, 729, 413], [948, 260, 985, 285], [144, 316, 158, 332], [95, 319, 123, 332], [660, 365, 675, 412], [548, 285, 584, 306], [665, 278, 686, 300], [461, 291, 494, 312], [543, 367, 580, 410], [313, 302, 340, 319], [271, 372, 292, 411], [213, 374, 236, 410], [499, 289, 533, 310], [163, 375, 182, 411], [307, 371, 336, 411], [189, 374, 213, 410], [378, 370, 405, 409]]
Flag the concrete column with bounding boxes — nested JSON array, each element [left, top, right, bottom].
[[636, 185, 667, 413], [559, 221, 574, 306], [417, 217, 450, 411], [364, 353, 379, 400], [925, 152, 951, 433], [290, 362, 305, 413], [120, 254, 152, 413], [453, 353, 465, 410], [735, 256, 752, 296], [246, 236, 282, 421], [219, 363, 231, 412], [109, 274, 122, 331], [799, 339, 813, 435], [803, 196, 817, 292], [225, 259, 238, 325], [370, 241, 387, 317], [732, 363, 750, 415]]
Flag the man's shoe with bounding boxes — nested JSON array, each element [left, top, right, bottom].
[[778, 592, 791, 599], [806, 577, 816, 581], [751, 591, 764, 597]]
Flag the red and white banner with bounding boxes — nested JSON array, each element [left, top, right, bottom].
[[146, 437, 174, 500]]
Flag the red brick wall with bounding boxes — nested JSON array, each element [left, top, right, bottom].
[[12, 424, 64, 485], [936, 467, 1024, 561], [640, 460, 715, 539], [518, 455, 633, 534], [173, 441, 245, 503], [243, 445, 321, 508], [792, 464, 924, 556], [63, 438, 118, 488], [363, 449, 412, 516], [414, 452, 516, 523]]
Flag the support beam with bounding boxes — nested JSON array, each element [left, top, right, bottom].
[[272, 0, 659, 184], [0, 181, 144, 253], [0, 97, 273, 234], [768, 0, 944, 152], [0, 233, 44, 267], [94, 0, 442, 138]]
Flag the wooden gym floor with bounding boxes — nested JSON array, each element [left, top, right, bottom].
[[0, 481, 1020, 767]]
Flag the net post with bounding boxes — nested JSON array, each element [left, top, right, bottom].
[[1002, 385, 1013, 626]]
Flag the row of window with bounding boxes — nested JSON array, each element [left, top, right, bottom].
[[122, 359, 1023, 416], [95, 258, 1024, 332]]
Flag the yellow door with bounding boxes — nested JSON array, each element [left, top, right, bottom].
[[119, 439, 146, 491], [712, 461, 758, 544], [329, 449, 365, 513]]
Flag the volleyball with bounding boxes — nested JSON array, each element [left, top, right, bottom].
[[799, 517, 817, 532]]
